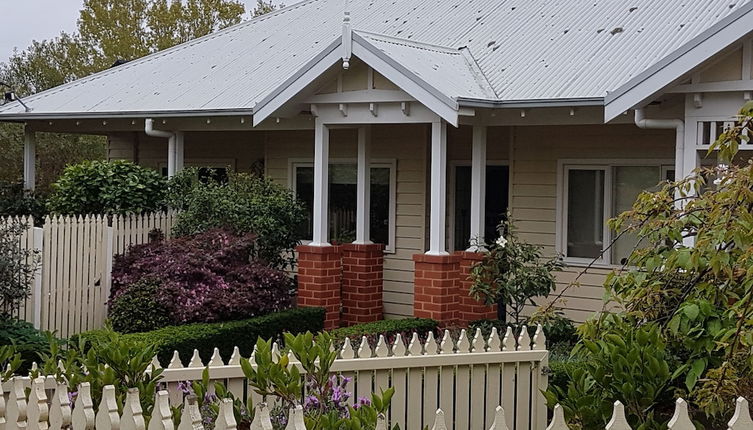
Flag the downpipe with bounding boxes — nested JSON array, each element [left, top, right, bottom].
[[145, 118, 177, 177]]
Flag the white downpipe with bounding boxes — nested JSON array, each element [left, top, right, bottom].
[[145, 118, 178, 177], [634, 109, 685, 181]]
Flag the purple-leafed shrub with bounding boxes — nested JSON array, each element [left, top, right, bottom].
[[110, 228, 293, 333]]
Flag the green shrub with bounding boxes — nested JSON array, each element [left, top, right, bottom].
[[47, 160, 166, 215], [0, 319, 52, 373], [0, 182, 47, 220], [330, 318, 439, 348], [108, 280, 171, 334], [167, 168, 306, 269], [1, 221, 39, 316], [79, 307, 325, 365]]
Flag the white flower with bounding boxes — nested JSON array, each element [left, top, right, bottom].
[[496, 236, 508, 248]]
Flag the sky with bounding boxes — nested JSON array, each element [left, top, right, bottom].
[[0, 0, 270, 62]]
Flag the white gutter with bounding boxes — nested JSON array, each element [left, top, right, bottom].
[[634, 109, 685, 180], [145, 118, 181, 177]]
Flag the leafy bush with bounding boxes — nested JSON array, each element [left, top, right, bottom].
[[0, 318, 50, 373], [469, 216, 564, 324], [167, 168, 306, 269], [47, 160, 166, 215], [330, 318, 439, 348], [77, 307, 325, 365], [110, 228, 293, 331], [108, 279, 171, 334], [0, 221, 39, 316], [0, 181, 47, 220]]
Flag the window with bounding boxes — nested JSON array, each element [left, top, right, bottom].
[[293, 161, 396, 252], [452, 164, 509, 250], [561, 162, 672, 265]]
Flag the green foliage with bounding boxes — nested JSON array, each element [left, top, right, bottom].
[[0, 345, 22, 383], [47, 160, 167, 215], [168, 168, 307, 269], [0, 182, 48, 220], [0, 221, 40, 316], [545, 318, 679, 429], [78, 307, 325, 366], [108, 279, 171, 334], [329, 318, 439, 345], [0, 319, 52, 373], [469, 216, 564, 324]]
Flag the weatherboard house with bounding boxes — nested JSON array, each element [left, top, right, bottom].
[[2, 0, 753, 328]]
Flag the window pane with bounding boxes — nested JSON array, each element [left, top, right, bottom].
[[295, 165, 391, 246], [567, 169, 604, 258], [611, 166, 660, 264], [453, 166, 509, 250]]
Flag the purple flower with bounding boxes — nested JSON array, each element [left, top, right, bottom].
[[354, 397, 371, 409]]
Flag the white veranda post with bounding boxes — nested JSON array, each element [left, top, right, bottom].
[[354, 126, 372, 244], [23, 126, 36, 192], [469, 125, 487, 251], [311, 119, 331, 246], [175, 131, 185, 173], [427, 120, 448, 255]]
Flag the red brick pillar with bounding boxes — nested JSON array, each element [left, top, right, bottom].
[[413, 254, 461, 326], [297, 245, 342, 330], [456, 251, 498, 326], [341, 243, 385, 325]]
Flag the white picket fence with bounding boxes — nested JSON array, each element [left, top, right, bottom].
[[6, 211, 178, 337]]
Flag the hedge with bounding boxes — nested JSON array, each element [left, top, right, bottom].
[[330, 318, 439, 348], [79, 307, 325, 365]]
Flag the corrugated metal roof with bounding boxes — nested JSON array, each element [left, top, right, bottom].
[[0, 0, 749, 118]]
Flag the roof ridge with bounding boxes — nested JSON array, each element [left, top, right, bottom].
[[0, 0, 322, 113], [354, 29, 460, 54]]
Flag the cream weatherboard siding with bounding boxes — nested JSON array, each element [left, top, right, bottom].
[[510, 124, 675, 323]]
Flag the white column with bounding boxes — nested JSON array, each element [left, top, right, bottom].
[[427, 120, 448, 255], [167, 135, 177, 178], [23, 126, 36, 192], [468, 125, 487, 251], [354, 126, 372, 244], [175, 131, 185, 173], [311, 119, 331, 247]]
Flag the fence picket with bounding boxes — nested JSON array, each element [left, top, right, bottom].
[[545, 405, 569, 430], [26, 378, 48, 430], [728, 397, 753, 429], [49, 383, 71, 430], [431, 410, 447, 430], [176, 396, 203, 430], [6, 377, 27, 430], [95, 386, 119, 430], [606, 401, 631, 430], [284, 406, 305, 430], [72, 383, 95, 430], [148, 391, 174, 430], [668, 399, 694, 430], [489, 406, 509, 430], [122, 389, 145, 430]]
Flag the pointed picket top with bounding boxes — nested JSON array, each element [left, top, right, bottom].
[[284, 405, 305, 430], [431, 409, 448, 430], [168, 351, 183, 369], [72, 383, 95, 430], [488, 406, 509, 430], [358, 336, 372, 358], [249, 403, 271, 430], [375, 413, 387, 430], [30, 362, 38, 371], [148, 391, 174, 430], [533, 325, 547, 351], [392, 333, 407, 357], [501, 327, 515, 351], [7, 377, 28, 430], [440, 330, 453, 354], [177, 396, 203, 430], [729, 397, 753, 430], [456, 329, 471, 353], [408, 332, 423, 356], [27, 377, 49, 430], [668, 399, 694, 430], [49, 382, 72, 430], [58, 359, 66, 372], [424, 331, 438, 355], [151, 355, 162, 370], [209, 348, 224, 367], [340, 338, 355, 359], [472, 328, 485, 352], [214, 399, 238, 430], [545, 405, 569, 430], [375, 335, 389, 357], [187, 350, 203, 368], [517, 326, 531, 351], [606, 401, 631, 430], [96, 386, 120, 430], [487, 327, 502, 352], [122, 388, 145, 430], [287, 350, 299, 365], [229, 347, 242, 365], [250, 345, 257, 363]]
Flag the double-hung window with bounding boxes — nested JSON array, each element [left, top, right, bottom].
[[560, 162, 673, 265], [292, 160, 396, 252]]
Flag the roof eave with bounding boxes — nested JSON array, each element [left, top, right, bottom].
[[0, 108, 255, 122], [457, 96, 604, 109]]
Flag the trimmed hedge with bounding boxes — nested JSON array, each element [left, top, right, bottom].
[[79, 307, 325, 365], [331, 318, 439, 347]]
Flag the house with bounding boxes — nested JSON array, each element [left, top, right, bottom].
[[2, 0, 753, 329]]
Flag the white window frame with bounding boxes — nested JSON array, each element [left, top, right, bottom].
[[556, 159, 674, 267], [448, 160, 510, 252], [288, 157, 397, 253]]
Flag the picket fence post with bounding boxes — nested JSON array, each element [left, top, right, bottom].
[[31, 227, 43, 330], [6, 377, 28, 430], [102, 225, 114, 318], [177, 396, 203, 430]]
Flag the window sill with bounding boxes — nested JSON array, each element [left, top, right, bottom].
[[562, 258, 624, 270]]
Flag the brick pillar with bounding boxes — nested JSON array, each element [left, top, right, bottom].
[[413, 254, 461, 326], [456, 251, 498, 326], [297, 245, 342, 330], [341, 243, 385, 325]]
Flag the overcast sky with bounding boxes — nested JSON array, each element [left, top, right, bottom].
[[0, 0, 271, 62]]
